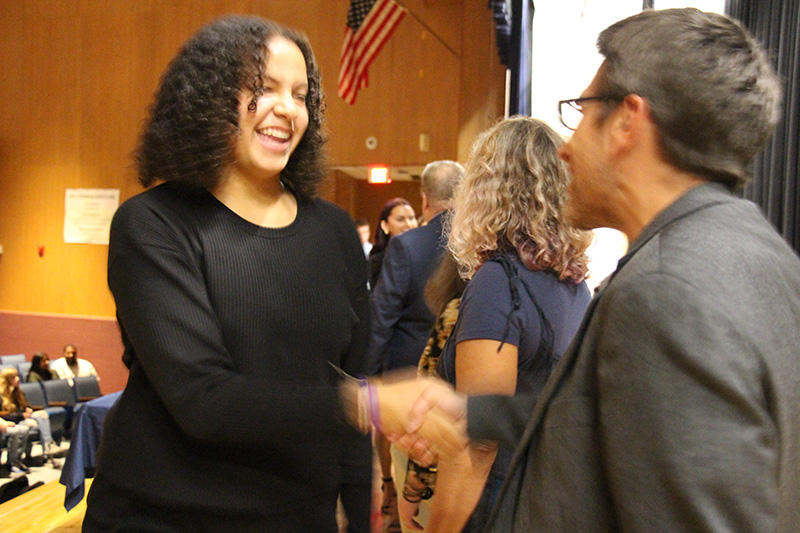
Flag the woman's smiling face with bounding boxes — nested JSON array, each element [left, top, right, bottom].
[[381, 204, 418, 237], [231, 36, 309, 183]]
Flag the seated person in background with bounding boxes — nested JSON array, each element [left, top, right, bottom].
[[26, 352, 53, 383], [0, 416, 31, 476], [50, 344, 99, 381], [0, 368, 59, 465]]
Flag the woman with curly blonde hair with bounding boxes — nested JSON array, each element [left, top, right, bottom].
[[448, 117, 591, 281], [419, 117, 592, 532]]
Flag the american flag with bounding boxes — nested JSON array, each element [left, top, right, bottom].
[[338, 0, 407, 105]]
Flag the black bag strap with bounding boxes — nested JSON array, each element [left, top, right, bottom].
[[490, 254, 555, 366], [436, 254, 556, 383]]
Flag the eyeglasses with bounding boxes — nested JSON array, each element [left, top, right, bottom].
[[557, 95, 624, 131]]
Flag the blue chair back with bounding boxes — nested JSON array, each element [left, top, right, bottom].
[[19, 382, 47, 410], [43, 379, 77, 407], [17, 362, 32, 382], [73, 376, 102, 401], [0, 354, 26, 365], [18, 381, 68, 444]]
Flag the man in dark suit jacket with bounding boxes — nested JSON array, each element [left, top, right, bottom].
[[377, 8, 800, 531], [365, 160, 462, 531], [366, 160, 464, 374]]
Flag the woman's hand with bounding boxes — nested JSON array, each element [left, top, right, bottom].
[[24, 407, 33, 418]]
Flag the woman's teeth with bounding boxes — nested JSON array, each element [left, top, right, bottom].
[[258, 127, 290, 140]]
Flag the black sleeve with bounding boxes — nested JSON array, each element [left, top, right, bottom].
[[339, 216, 371, 378], [467, 393, 537, 448]]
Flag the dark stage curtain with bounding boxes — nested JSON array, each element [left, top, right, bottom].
[[726, 0, 800, 254], [490, 0, 534, 116], [508, 0, 534, 116]]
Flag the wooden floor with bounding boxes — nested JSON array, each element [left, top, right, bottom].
[[0, 478, 91, 532], [0, 460, 387, 531]]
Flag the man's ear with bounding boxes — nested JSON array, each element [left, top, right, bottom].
[[611, 94, 649, 153]]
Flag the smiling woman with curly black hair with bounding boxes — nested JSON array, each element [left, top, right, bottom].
[[135, 15, 326, 200], [83, 16, 370, 532]]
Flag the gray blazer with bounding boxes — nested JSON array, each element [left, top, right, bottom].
[[470, 183, 800, 532]]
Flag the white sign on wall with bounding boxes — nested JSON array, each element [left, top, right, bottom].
[[64, 188, 120, 245]]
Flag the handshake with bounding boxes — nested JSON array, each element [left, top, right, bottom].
[[343, 375, 470, 464]]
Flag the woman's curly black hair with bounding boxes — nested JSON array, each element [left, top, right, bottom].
[[135, 15, 327, 202]]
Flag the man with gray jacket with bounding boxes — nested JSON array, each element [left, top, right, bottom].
[[376, 8, 800, 532]]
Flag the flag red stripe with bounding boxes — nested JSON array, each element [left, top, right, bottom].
[[350, 0, 397, 59], [338, 29, 355, 86]]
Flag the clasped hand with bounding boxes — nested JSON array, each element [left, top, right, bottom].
[[374, 377, 469, 464]]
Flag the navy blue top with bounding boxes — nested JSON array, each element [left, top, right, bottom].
[[438, 254, 590, 395]]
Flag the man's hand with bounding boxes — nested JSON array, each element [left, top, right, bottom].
[[374, 377, 469, 461]]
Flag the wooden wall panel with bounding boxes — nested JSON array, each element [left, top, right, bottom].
[[402, 0, 463, 58], [457, 0, 508, 161], [0, 2, 119, 317], [326, 14, 461, 166]]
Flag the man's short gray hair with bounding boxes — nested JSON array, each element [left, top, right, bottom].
[[421, 160, 465, 202], [597, 8, 781, 189]]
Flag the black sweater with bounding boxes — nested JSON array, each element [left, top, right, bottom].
[[93, 182, 369, 526]]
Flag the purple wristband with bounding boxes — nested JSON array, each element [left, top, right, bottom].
[[368, 382, 381, 431]]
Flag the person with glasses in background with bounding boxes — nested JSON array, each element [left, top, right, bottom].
[[370, 8, 800, 532]]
